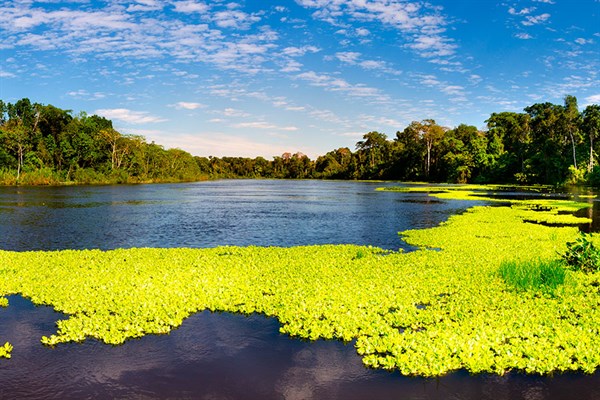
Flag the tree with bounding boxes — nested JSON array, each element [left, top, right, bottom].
[[582, 104, 600, 172], [440, 124, 488, 183], [486, 112, 531, 182], [563, 95, 582, 169], [355, 131, 390, 178], [3, 99, 41, 179], [525, 102, 566, 184]]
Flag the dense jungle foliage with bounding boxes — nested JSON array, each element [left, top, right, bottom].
[[0, 99, 205, 185], [1, 96, 599, 185]]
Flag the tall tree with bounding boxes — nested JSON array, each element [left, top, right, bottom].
[[583, 104, 600, 172], [355, 131, 389, 172], [563, 95, 582, 169]]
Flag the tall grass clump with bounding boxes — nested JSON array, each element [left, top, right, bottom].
[[499, 259, 566, 294]]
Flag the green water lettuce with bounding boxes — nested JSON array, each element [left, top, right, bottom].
[[0, 189, 598, 375]]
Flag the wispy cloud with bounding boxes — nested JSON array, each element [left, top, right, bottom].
[[172, 1, 210, 14], [515, 32, 533, 39], [172, 102, 206, 110], [232, 121, 298, 131], [296, 71, 388, 100], [0, 1, 278, 74], [585, 94, 600, 105], [95, 108, 167, 124], [66, 89, 106, 100], [522, 13, 551, 26], [296, 0, 458, 60]]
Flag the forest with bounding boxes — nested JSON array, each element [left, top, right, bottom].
[[1, 96, 599, 185]]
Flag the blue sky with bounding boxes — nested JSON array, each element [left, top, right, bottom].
[[1, 0, 599, 158]]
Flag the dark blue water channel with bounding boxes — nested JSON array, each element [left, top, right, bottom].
[[0, 180, 598, 399], [0, 180, 478, 251]]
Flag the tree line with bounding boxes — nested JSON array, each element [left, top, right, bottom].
[[1, 96, 599, 185], [197, 95, 600, 185], [0, 98, 203, 184]]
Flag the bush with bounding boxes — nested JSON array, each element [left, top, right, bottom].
[[562, 232, 600, 273], [498, 259, 566, 294], [587, 165, 600, 187], [566, 165, 587, 185]]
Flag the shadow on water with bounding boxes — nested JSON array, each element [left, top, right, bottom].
[[0, 295, 598, 400]]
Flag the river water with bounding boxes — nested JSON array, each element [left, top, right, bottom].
[[0, 180, 598, 399]]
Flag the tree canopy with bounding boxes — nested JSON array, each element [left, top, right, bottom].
[[1, 96, 599, 185]]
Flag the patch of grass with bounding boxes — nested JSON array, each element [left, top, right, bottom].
[[499, 259, 566, 294]]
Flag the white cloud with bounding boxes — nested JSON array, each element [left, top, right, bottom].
[[296, 0, 457, 59], [334, 52, 401, 75], [522, 13, 551, 26], [172, 102, 205, 110], [0, 2, 279, 74], [335, 52, 361, 63], [127, 0, 164, 12], [575, 38, 594, 45], [296, 71, 387, 100], [0, 70, 16, 78], [212, 9, 260, 30], [281, 45, 320, 57], [508, 7, 536, 16], [66, 89, 105, 100], [232, 121, 298, 131], [95, 108, 167, 124], [355, 27, 370, 36], [515, 32, 533, 39], [585, 94, 600, 105], [222, 108, 251, 117], [173, 1, 210, 14]]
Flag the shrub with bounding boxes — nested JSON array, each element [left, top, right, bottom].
[[562, 232, 600, 273], [498, 259, 566, 294], [566, 165, 586, 185]]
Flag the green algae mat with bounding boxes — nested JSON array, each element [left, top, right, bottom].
[[0, 186, 599, 376]]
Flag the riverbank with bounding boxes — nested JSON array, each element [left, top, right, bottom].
[[0, 168, 209, 186]]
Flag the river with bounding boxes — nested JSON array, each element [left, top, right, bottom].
[[0, 180, 598, 399]]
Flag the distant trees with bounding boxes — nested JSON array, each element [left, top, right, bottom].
[[0, 98, 203, 184], [1, 95, 599, 186]]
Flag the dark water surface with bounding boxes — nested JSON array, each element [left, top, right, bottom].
[[0, 180, 599, 399], [0, 180, 478, 251]]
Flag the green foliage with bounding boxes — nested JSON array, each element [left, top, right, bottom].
[[0, 191, 599, 375], [498, 259, 566, 294], [562, 232, 600, 273], [3, 96, 599, 185], [566, 165, 587, 185], [0, 98, 204, 185]]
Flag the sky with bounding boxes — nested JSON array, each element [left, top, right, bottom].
[[0, 0, 599, 159]]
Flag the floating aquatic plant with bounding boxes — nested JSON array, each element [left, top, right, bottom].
[[0, 187, 599, 376]]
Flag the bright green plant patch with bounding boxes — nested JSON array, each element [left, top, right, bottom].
[[498, 259, 566, 295], [0, 342, 12, 359], [0, 190, 599, 376]]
